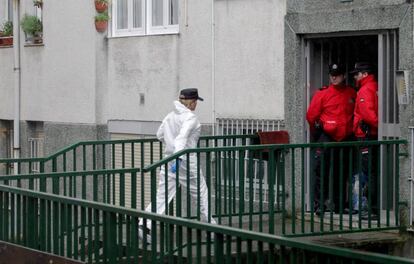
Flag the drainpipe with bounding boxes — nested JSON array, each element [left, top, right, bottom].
[[12, 0, 21, 174], [211, 0, 216, 135]]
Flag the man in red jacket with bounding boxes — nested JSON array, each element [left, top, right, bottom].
[[351, 62, 379, 220], [352, 62, 378, 139], [307, 63, 356, 216]]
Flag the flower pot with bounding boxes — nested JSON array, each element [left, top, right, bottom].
[[95, 20, 108, 33], [95, 1, 108, 13], [0, 36, 13, 46]]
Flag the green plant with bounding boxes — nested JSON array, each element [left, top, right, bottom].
[[2, 21, 13, 36], [95, 11, 110, 22], [20, 14, 42, 36], [95, 0, 108, 3]]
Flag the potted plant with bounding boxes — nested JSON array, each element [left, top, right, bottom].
[[33, 0, 43, 8], [0, 21, 13, 46], [95, 0, 108, 13], [95, 11, 109, 33], [21, 14, 43, 43]]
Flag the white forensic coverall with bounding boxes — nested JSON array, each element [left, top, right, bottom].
[[141, 101, 216, 227]]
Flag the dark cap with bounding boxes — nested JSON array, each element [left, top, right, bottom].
[[179, 88, 204, 101], [350, 62, 374, 74], [328, 63, 345, 76]]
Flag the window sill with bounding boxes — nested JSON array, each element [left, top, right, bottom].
[[24, 42, 44, 47], [0, 45, 13, 49], [108, 32, 179, 39]]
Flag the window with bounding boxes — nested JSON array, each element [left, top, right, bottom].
[[112, 0, 179, 37]]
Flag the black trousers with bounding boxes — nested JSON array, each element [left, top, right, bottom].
[[355, 137, 379, 213], [311, 133, 352, 212]]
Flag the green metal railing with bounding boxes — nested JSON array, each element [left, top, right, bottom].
[[0, 135, 257, 176], [141, 140, 406, 237], [0, 139, 406, 237], [0, 184, 413, 264], [0, 168, 141, 207]]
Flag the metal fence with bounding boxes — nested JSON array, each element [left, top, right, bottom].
[[0, 184, 413, 264], [215, 118, 284, 135], [142, 140, 406, 236], [0, 139, 406, 237]]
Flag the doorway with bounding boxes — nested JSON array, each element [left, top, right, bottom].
[[304, 30, 400, 213]]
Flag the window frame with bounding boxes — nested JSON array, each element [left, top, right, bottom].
[[111, 0, 179, 37], [146, 0, 179, 35]]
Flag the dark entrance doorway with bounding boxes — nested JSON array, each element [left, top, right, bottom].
[[304, 31, 400, 214]]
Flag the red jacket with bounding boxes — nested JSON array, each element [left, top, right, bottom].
[[353, 74, 378, 138], [307, 84, 356, 142]]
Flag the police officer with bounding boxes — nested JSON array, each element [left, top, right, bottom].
[[352, 62, 378, 140], [351, 62, 378, 220], [306, 63, 356, 215]]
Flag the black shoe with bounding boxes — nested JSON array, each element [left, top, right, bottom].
[[314, 207, 324, 217], [344, 208, 358, 214], [138, 226, 152, 244], [360, 210, 378, 220]]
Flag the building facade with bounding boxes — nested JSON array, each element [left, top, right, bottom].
[[0, 0, 413, 224], [0, 0, 286, 159]]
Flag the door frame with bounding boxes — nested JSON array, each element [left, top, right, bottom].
[[302, 30, 400, 212]]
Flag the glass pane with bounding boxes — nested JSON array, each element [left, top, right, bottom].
[[117, 0, 128, 30], [152, 0, 163, 26], [169, 0, 178, 25], [133, 0, 142, 28]]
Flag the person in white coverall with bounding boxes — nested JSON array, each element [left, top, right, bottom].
[[139, 88, 216, 243]]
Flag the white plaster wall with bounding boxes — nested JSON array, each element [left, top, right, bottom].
[[0, 0, 7, 23], [0, 48, 14, 120], [107, 35, 180, 122], [19, 0, 96, 124], [106, 0, 287, 124], [106, 0, 213, 123], [214, 0, 286, 120]]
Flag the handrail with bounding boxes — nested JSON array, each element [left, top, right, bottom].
[[144, 139, 407, 172], [0, 183, 413, 264], [0, 167, 141, 181], [0, 138, 159, 163], [0, 134, 258, 164]]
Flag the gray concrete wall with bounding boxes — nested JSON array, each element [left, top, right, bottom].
[[287, 0, 408, 12], [285, 3, 413, 144]]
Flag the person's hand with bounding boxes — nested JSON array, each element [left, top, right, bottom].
[[359, 121, 370, 136], [170, 159, 182, 173]]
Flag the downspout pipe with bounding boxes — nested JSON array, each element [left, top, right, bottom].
[[12, 0, 21, 174], [211, 0, 216, 135]]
